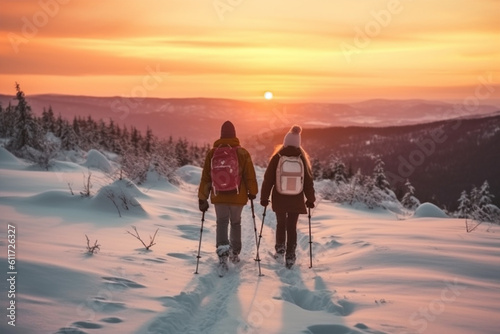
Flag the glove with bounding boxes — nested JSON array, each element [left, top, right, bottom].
[[248, 194, 256, 200], [199, 199, 209, 212], [260, 199, 269, 207], [305, 200, 315, 209]]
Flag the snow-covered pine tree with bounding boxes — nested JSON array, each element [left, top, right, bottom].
[[36, 133, 61, 170], [59, 119, 79, 151], [311, 158, 322, 180], [41, 106, 56, 133], [401, 179, 420, 210], [0, 103, 6, 137], [469, 186, 480, 210], [6, 83, 43, 154], [97, 119, 110, 150], [119, 126, 131, 153], [130, 126, 142, 154], [478, 180, 494, 208], [373, 156, 390, 191], [107, 119, 122, 154], [361, 175, 382, 209], [0, 103, 17, 138], [144, 127, 154, 154], [457, 190, 472, 218], [346, 169, 362, 205], [330, 157, 346, 185]]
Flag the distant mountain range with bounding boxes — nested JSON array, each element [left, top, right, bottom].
[[1, 93, 498, 209], [1, 94, 498, 144]]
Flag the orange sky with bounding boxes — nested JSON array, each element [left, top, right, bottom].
[[1, 0, 499, 103]]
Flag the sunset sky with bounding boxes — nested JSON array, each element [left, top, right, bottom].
[[1, 0, 499, 103]]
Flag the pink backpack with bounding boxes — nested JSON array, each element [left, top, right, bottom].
[[211, 145, 241, 194]]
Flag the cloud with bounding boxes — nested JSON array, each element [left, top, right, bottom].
[[1, 0, 498, 102]]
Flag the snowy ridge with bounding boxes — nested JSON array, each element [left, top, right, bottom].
[[1, 154, 499, 333]]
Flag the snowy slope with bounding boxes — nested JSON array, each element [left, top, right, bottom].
[[0, 150, 499, 334]]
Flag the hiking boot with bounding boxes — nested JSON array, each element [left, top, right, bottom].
[[275, 244, 286, 254], [216, 245, 230, 258], [285, 254, 296, 269], [273, 252, 284, 265], [274, 244, 285, 264], [217, 255, 229, 276], [229, 252, 240, 264]]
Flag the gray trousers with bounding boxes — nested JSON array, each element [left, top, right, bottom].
[[214, 204, 244, 254]]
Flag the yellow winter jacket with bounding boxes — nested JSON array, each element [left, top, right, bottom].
[[198, 137, 258, 205]]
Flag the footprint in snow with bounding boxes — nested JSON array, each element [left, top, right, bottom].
[[102, 276, 146, 288]]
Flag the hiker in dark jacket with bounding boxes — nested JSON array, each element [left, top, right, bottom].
[[260, 125, 316, 268], [198, 121, 258, 268]]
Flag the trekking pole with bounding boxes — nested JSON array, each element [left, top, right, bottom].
[[194, 211, 205, 274], [251, 200, 263, 276], [251, 199, 259, 259], [308, 207, 313, 269], [255, 206, 267, 277], [256, 206, 267, 257]]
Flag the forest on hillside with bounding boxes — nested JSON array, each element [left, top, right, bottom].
[[0, 84, 209, 184], [250, 114, 500, 210]]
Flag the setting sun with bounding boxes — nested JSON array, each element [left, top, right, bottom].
[[264, 91, 273, 100]]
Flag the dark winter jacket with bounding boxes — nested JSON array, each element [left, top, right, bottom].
[[260, 146, 316, 214], [198, 137, 258, 205]]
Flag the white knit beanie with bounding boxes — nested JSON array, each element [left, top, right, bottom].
[[283, 125, 302, 148]]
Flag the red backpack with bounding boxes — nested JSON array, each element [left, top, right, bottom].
[[211, 145, 241, 194]]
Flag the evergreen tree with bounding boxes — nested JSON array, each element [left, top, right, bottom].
[[36, 133, 61, 170], [72, 117, 81, 140], [0, 103, 5, 137], [144, 127, 154, 154], [373, 157, 390, 191], [470, 186, 480, 209], [311, 158, 322, 180], [54, 114, 64, 138], [98, 119, 109, 150], [345, 169, 362, 205], [457, 190, 471, 218], [4, 102, 15, 138], [131, 126, 141, 152], [330, 157, 346, 184], [7, 83, 42, 153], [401, 179, 420, 210], [41, 106, 56, 133], [175, 138, 190, 166], [347, 161, 354, 180], [361, 175, 381, 209], [59, 120, 79, 150], [120, 126, 131, 153], [478, 180, 494, 208]]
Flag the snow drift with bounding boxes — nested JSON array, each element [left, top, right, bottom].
[[0, 147, 26, 169], [413, 202, 449, 218], [91, 179, 147, 216], [82, 149, 114, 173]]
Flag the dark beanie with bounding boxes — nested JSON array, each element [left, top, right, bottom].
[[221, 121, 236, 138]]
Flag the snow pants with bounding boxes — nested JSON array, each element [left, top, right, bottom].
[[214, 204, 244, 255], [275, 211, 299, 259]]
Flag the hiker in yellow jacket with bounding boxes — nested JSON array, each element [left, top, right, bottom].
[[198, 121, 258, 268]]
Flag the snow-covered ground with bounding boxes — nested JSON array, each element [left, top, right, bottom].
[[1, 148, 499, 334]]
